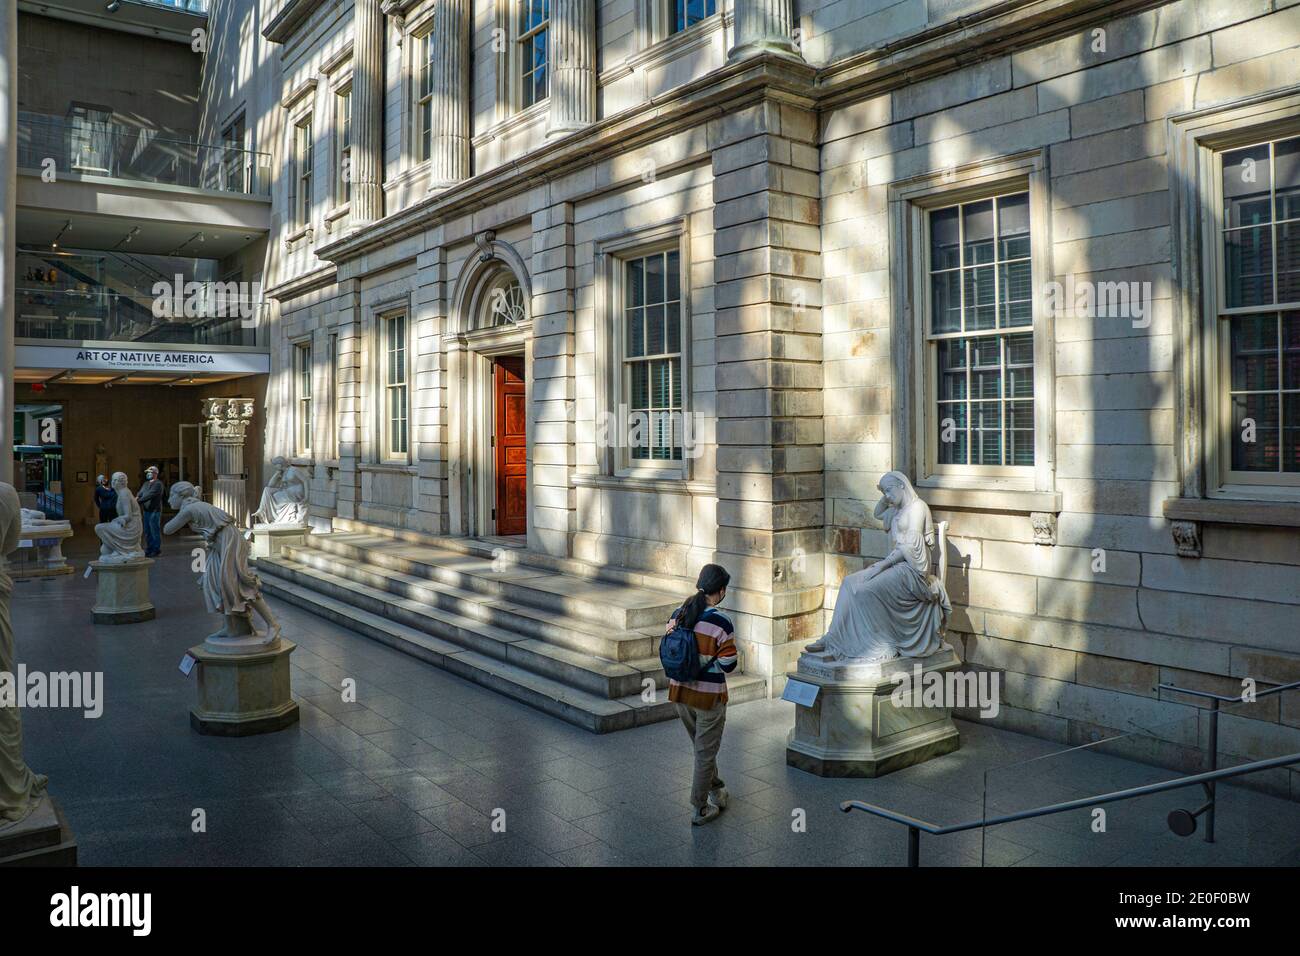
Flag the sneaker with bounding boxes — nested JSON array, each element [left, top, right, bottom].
[[708, 787, 729, 810], [690, 804, 721, 826]]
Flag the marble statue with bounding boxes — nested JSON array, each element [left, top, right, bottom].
[[20, 508, 59, 527], [93, 472, 145, 563], [805, 471, 951, 663], [251, 457, 308, 527], [0, 482, 49, 827], [166, 482, 280, 647]]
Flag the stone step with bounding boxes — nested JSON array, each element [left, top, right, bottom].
[[261, 555, 666, 699], [303, 531, 682, 631], [261, 568, 766, 733], [331, 517, 699, 596], [280, 540, 660, 663]]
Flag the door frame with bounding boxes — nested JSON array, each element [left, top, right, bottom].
[[491, 352, 527, 536]]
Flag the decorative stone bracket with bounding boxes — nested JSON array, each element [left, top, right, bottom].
[[1170, 520, 1201, 559], [1029, 511, 1056, 546]]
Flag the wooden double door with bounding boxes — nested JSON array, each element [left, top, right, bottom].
[[492, 355, 527, 536]]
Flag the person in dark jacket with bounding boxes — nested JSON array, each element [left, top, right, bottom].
[[137, 465, 165, 557], [93, 474, 117, 525]]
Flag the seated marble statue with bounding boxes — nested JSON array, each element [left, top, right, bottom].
[[93, 472, 145, 563], [805, 470, 951, 663], [166, 482, 280, 646], [251, 456, 308, 527]]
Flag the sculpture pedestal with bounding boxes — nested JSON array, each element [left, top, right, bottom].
[[189, 637, 299, 737], [250, 522, 308, 560], [786, 644, 962, 778], [13, 523, 74, 579], [0, 796, 78, 867], [90, 558, 155, 624]]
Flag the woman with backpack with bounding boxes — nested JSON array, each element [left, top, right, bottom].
[[661, 563, 737, 826]]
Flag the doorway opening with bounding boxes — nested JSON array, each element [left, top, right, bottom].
[[13, 402, 64, 517], [492, 355, 526, 538]]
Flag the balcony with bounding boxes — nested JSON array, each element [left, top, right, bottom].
[[18, 111, 270, 197]]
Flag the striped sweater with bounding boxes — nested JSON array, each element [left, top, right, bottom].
[[666, 605, 738, 710]]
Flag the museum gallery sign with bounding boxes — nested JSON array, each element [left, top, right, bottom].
[[15, 344, 270, 375]]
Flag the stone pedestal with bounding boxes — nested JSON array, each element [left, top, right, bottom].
[[189, 638, 299, 737], [251, 522, 308, 560], [90, 558, 155, 624], [786, 644, 962, 777], [13, 523, 74, 578], [0, 796, 78, 867]]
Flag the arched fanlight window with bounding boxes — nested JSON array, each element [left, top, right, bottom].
[[479, 274, 526, 329]]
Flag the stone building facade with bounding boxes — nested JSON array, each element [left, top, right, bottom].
[[207, 0, 1300, 791]]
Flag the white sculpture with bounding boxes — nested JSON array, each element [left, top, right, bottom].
[[93, 472, 145, 563], [251, 456, 308, 527], [805, 470, 951, 663], [166, 482, 281, 649], [0, 482, 49, 827], [20, 508, 57, 528]]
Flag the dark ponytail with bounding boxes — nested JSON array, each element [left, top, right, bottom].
[[677, 563, 730, 631]]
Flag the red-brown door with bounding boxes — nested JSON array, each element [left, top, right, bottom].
[[493, 355, 527, 535]]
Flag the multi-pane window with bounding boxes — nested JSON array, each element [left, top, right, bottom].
[[672, 0, 716, 33], [519, 0, 548, 109], [295, 342, 313, 455], [221, 114, 247, 192], [1219, 134, 1300, 477], [335, 87, 351, 205], [291, 118, 313, 228], [327, 332, 339, 460], [624, 251, 683, 462], [415, 31, 433, 162], [383, 314, 409, 458], [928, 191, 1034, 468]]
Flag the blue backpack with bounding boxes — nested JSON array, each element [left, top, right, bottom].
[[659, 606, 718, 682]]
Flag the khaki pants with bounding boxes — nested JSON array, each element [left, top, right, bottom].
[[676, 701, 726, 811]]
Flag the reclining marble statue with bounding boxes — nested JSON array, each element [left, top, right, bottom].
[[787, 470, 960, 777], [166, 482, 281, 650], [250, 457, 308, 527], [0, 482, 49, 830], [94, 472, 145, 562]]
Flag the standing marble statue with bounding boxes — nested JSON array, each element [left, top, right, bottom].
[[805, 471, 951, 662], [94, 471, 145, 562], [166, 482, 280, 648], [0, 482, 48, 827], [250, 457, 308, 527]]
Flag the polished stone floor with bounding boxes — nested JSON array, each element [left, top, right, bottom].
[[12, 531, 1300, 866]]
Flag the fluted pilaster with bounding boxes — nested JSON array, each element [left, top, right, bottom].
[[546, 0, 595, 138], [428, 0, 470, 190], [729, 0, 799, 62], [350, 0, 384, 224]]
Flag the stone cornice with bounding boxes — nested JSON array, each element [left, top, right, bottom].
[[264, 0, 328, 44], [265, 263, 339, 302], [316, 52, 817, 265]]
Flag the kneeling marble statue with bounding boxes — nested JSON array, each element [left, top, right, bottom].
[[165, 482, 281, 648], [251, 456, 308, 527], [94, 471, 145, 562], [805, 470, 951, 663]]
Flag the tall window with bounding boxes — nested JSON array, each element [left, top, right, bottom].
[[623, 250, 683, 462], [672, 0, 715, 33], [334, 87, 351, 205], [383, 313, 409, 458], [295, 341, 313, 456], [519, 0, 548, 109], [291, 117, 313, 228], [927, 191, 1034, 470], [1218, 133, 1300, 482], [221, 113, 247, 192], [415, 30, 434, 162], [327, 332, 339, 460]]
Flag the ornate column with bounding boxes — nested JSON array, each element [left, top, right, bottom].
[[350, 0, 385, 223], [546, 0, 595, 138], [202, 398, 256, 528], [729, 0, 800, 61], [428, 0, 470, 190]]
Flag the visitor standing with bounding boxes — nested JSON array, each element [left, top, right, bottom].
[[93, 474, 117, 525], [137, 466, 164, 557]]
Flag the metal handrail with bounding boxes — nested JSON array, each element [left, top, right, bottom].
[[841, 751, 1300, 866], [1157, 678, 1300, 703]]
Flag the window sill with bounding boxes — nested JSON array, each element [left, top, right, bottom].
[[1163, 496, 1300, 529], [571, 473, 714, 496], [284, 225, 313, 249], [915, 483, 1062, 515], [323, 204, 350, 231], [471, 100, 548, 150], [360, 461, 416, 475]]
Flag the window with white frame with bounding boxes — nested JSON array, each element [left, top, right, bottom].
[[518, 0, 549, 110], [414, 29, 434, 163], [221, 113, 248, 192], [620, 249, 684, 465], [924, 190, 1035, 473], [1216, 133, 1300, 485], [289, 116, 313, 229], [334, 86, 351, 206], [295, 341, 313, 456], [382, 313, 409, 459], [327, 332, 339, 460], [671, 0, 715, 33]]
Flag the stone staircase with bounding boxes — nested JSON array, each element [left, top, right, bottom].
[[256, 519, 766, 733]]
